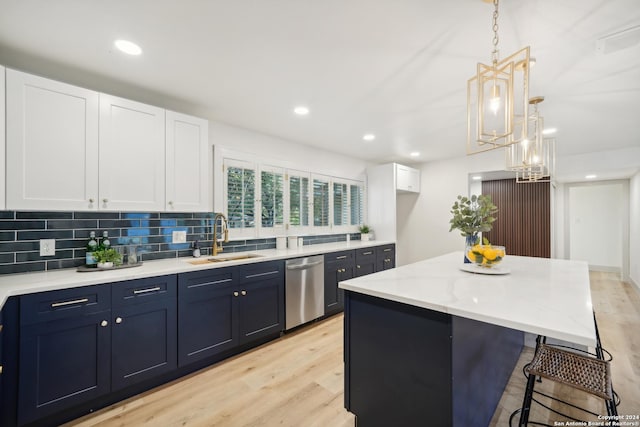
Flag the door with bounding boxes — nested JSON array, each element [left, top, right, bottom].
[[99, 94, 165, 211], [166, 111, 210, 211], [18, 311, 111, 425], [355, 249, 376, 277], [239, 261, 284, 341], [6, 69, 100, 210], [178, 268, 239, 366], [324, 251, 354, 315], [376, 245, 396, 271], [0, 66, 5, 210]]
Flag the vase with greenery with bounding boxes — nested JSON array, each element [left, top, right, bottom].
[[358, 224, 372, 241], [92, 247, 123, 269], [449, 194, 498, 263]]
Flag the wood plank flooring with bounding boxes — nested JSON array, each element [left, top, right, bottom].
[[66, 272, 639, 427]]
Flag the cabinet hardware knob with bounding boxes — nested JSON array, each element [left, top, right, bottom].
[[115, 317, 123, 324], [168, 201, 173, 206], [100, 320, 108, 327], [89, 198, 94, 203], [357, 265, 361, 268], [0, 365, 3, 374], [103, 198, 108, 203], [241, 290, 247, 296], [233, 291, 239, 297]]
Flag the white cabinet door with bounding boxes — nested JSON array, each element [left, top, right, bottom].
[[165, 111, 210, 212], [6, 69, 100, 210], [99, 94, 165, 211], [396, 164, 420, 193], [0, 66, 5, 210]]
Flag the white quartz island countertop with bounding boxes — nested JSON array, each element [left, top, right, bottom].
[[339, 252, 596, 347], [0, 240, 393, 310]]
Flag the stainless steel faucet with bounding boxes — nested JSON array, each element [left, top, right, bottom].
[[212, 213, 229, 256]]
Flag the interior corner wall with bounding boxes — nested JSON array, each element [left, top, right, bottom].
[[397, 150, 504, 265], [630, 171, 640, 289]]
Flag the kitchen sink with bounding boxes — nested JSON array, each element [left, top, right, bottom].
[[188, 253, 264, 265]]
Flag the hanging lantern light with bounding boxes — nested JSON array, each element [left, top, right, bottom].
[[505, 96, 556, 183], [467, 0, 531, 154]]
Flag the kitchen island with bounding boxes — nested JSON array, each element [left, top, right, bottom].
[[339, 252, 595, 427]]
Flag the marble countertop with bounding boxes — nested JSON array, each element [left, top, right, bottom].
[[0, 240, 393, 310], [338, 252, 596, 347]]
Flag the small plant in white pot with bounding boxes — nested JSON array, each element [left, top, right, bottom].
[[92, 248, 123, 269], [359, 224, 373, 241]]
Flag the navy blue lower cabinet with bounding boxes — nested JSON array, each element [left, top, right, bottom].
[[375, 244, 395, 272], [238, 261, 284, 344], [18, 309, 111, 425], [178, 267, 239, 367], [343, 290, 523, 427], [354, 248, 376, 277], [324, 251, 355, 315], [111, 275, 177, 390]]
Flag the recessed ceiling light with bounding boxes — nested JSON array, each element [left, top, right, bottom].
[[542, 128, 557, 135], [114, 39, 142, 55], [585, 174, 597, 179], [409, 151, 420, 157], [293, 106, 309, 116], [471, 175, 483, 181], [363, 134, 376, 141]]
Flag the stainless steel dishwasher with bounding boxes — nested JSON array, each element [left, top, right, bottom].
[[285, 255, 324, 330]]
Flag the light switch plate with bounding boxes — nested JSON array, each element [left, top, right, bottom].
[[172, 230, 187, 244], [40, 239, 56, 256]]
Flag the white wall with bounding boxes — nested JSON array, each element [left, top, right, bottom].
[[396, 150, 504, 265], [630, 172, 640, 289], [568, 183, 625, 270]]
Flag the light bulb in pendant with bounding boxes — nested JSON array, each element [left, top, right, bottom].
[[489, 85, 501, 114]]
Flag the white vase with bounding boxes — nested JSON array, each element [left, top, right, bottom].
[[361, 233, 370, 242], [97, 261, 114, 269]]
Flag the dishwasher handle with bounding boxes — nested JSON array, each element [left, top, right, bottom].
[[286, 260, 324, 271]]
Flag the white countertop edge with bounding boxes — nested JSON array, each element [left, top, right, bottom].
[[0, 240, 394, 310], [339, 252, 597, 347]]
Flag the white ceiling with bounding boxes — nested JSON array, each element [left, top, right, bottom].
[[1, 0, 639, 166]]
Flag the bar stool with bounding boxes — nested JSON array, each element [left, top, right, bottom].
[[510, 314, 619, 426]]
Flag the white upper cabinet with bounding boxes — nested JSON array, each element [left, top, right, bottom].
[[99, 94, 165, 211], [165, 111, 210, 212], [0, 66, 5, 210], [6, 69, 100, 210], [395, 163, 420, 193]]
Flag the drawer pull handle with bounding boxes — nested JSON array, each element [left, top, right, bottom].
[[115, 317, 123, 324], [245, 270, 279, 279], [51, 298, 89, 308], [384, 248, 392, 252], [335, 255, 347, 260], [362, 251, 373, 255], [241, 290, 247, 296], [100, 320, 108, 327], [188, 278, 233, 289], [133, 286, 161, 295]]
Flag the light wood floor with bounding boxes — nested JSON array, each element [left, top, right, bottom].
[[66, 271, 639, 427]]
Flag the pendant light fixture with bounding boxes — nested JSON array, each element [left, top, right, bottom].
[[467, 0, 531, 154], [505, 96, 555, 183]]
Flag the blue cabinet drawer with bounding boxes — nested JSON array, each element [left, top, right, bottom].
[[20, 285, 110, 325], [111, 275, 177, 308], [239, 260, 284, 284]]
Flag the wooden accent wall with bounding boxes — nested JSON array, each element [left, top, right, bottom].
[[483, 179, 550, 258]]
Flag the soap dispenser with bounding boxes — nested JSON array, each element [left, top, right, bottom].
[[192, 240, 201, 258]]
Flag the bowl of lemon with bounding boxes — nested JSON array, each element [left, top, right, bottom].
[[465, 242, 506, 268]]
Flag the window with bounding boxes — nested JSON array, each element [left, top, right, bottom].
[[260, 165, 285, 235], [313, 176, 330, 228], [350, 183, 364, 226], [333, 182, 348, 226], [224, 159, 256, 238], [288, 170, 310, 232]]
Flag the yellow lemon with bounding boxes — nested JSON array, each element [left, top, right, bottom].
[[471, 244, 484, 255], [483, 247, 498, 261]]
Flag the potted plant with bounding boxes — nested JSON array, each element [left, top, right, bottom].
[[359, 224, 373, 241], [449, 194, 498, 262], [92, 247, 123, 269]]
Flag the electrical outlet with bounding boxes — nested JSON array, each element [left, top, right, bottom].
[[172, 230, 187, 244], [40, 239, 56, 256]]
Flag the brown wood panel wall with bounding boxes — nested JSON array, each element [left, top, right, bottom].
[[483, 179, 550, 258]]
